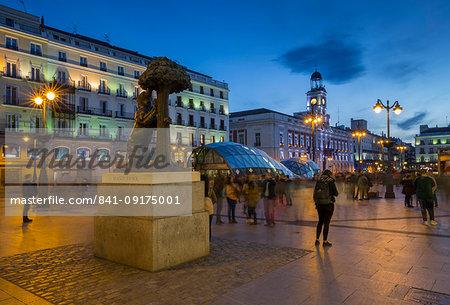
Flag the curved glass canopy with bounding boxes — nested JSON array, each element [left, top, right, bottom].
[[192, 142, 295, 176], [280, 158, 320, 178]]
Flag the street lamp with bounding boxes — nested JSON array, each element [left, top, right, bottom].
[[304, 114, 322, 164], [33, 90, 56, 129], [352, 131, 366, 172], [396, 145, 407, 170], [373, 99, 403, 198]]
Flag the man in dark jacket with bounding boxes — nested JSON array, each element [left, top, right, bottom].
[[313, 170, 339, 246], [414, 170, 437, 225], [261, 174, 276, 227]]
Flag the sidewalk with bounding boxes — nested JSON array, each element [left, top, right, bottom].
[[0, 185, 449, 304]]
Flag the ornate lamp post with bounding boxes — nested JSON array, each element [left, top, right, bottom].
[[373, 99, 403, 198], [304, 114, 322, 164], [352, 131, 366, 172], [396, 145, 407, 170]]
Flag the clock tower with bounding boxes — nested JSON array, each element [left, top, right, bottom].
[[306, 69, 327, 118]]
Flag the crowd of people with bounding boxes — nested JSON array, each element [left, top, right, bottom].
[[201, 169, 448, 245]]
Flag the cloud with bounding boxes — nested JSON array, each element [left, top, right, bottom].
[[276, 35, 365, 84], [397, 111, 427, 130], [382, 62, 423, 82]]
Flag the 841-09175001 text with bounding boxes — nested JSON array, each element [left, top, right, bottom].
[[97, 195, 181, 205]]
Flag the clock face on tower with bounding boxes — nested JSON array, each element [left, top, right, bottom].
[[322, 97, 326, 106], [311, 98, 317, 105]]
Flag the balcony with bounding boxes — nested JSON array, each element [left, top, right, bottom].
[[219, 109, 226, 115], [53, 77, 75, 88], [200, 106, 206, 112], [210, 124, 217, 130], [219, 125, 227, 131], [175, 120, 185, 126], [210, 108, 216, 113], [116, 88, 128, 98], [188, 104, 195, 110], [2, 96, 30, 107], [115, 111, 134, 120], [58, 57, 67, 62], [175, 102, 184, 108], [199, 122, 207, 129], [98, 86, 110, 95], [77, 106, 112, 117], [187, 121, 196, 127], [77, 81, 91, 91], [80, 62, 88, 67], [2, 67, 21, 79], [254, 142, 261, 147], [30, 50, 42, 56], [27, 72, 44, 83]]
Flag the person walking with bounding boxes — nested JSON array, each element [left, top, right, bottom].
[[225, 176, 239, 223], [313, 170, 339, 247], [401, 173, 415, 207], [357, 173, 370, 200], [22, 174, 37, 223], [213, 174, 225, 224], [261, 174, 276, 227], [242, 175, 260, 224], [285, 175, 293, 206], [414, 170, 437, 225]]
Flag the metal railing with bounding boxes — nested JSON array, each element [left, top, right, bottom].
[[115, 111, 134, 119], [77, 81, 91, 91], [98, 86, 110, 95], [116, 89, 128, 98]]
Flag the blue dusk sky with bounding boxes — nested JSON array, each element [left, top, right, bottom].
[[5, 0, 450, 142]]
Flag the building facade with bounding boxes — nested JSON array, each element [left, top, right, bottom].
[[415, 124, 450, 164], [0, 4, 229, 181], [229, 71, 354, 173]]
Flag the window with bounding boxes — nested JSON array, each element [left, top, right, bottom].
[[288, 133, 293, 146], [219, 104, 224, 115], [200, 116, 205, 128], [57, 71, 66, 83], [6, 114, 19, 129], [200, 134, 205, 145], [176, 96, 182, 107], [294, 134, 299, 146], [220, 136, 225, 142], [6, 37, 18, 50], [420, 140, 425, 145], [134, 70, 139, 79], [79, 97, 88, 112], [190, 133, 194, 146], [210, 102, 215, 113], [99, 125, 108, 137], [189, 99, 194, 109], [100, 61, 107, 71], [211, 136, 215, 143], [31, 67, 41, 82], [420, 148, 425, 154], [80, 75, 89, 89], [77, 148, 90, 159], [255, 133, 261, 146], [6, 62, 17, 78], [176, 113, 182, 125], [239, 134, 245, 145], [118, 66, 124, 76], [119, 104, 125, 115], [189, 114, 194, 126], [3, 144, 20, 158], [30, 116, 41, 130], [220, 119, 225, 130], [200, 86, 204, 94], [58, 52, 66, 62], [80, 56, 87, 67], [5, 18, 14, 27], [5, 86, 18, 105], [210, 88, 214, 97], [79, 123, 88, 136], [279, 132, 284, 145], [30, 43, 41, 56], [210, 118, 215, 129], [101, 101, 107, 114], [99, 79, 107, 93], [200, 101, 205, 111], [220, 91, 224, 99], [429, 148, 434, 154]]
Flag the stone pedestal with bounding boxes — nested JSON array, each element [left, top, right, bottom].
[[94, 171, 209, 271]]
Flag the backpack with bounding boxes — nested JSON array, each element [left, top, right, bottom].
[[314, 180, 331, 205]]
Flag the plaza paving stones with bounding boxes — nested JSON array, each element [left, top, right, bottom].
[[0, 239, 310, 305]]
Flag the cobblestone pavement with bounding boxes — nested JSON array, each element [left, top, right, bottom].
[[0, 239, 310, 305]]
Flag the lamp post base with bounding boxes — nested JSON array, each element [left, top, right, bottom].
[[384, 191, 396, 199]]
